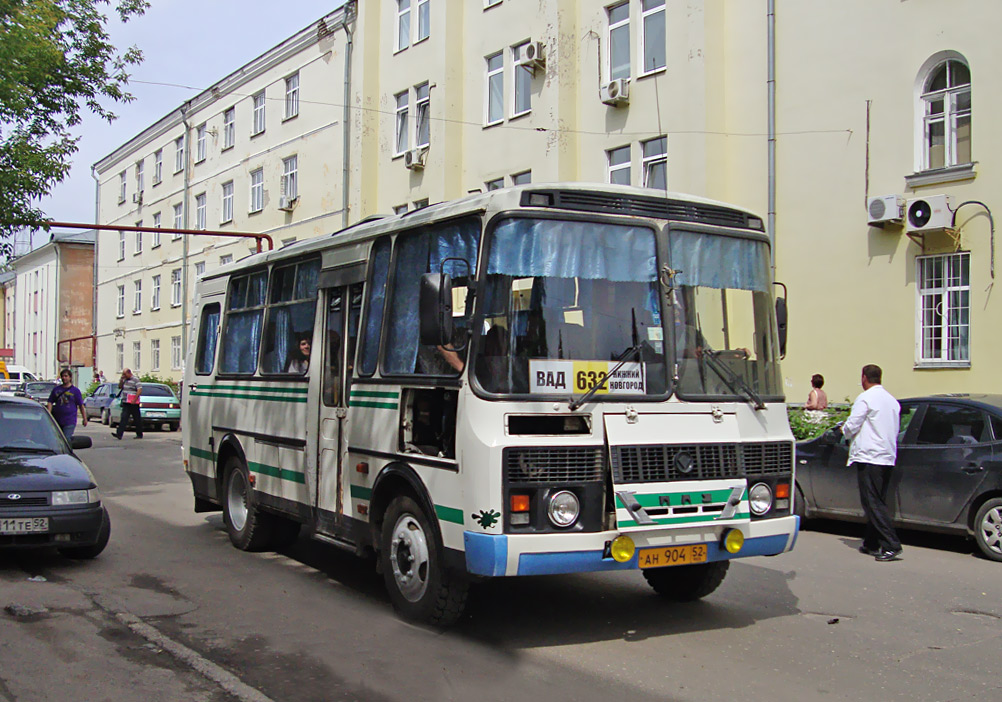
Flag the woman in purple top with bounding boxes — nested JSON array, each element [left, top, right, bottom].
[[47, 368, 88, 439]]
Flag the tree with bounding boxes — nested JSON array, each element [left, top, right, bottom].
[[0, 0, 147, 257]]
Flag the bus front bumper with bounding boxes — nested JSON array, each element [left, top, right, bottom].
[[463, 515, 799, 577]]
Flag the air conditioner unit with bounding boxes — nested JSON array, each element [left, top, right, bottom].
[[132, 191, 143, 205], [601, 78, 630, 106], [278, 195, 299, 212], [404, 148, 427, 170], [867, 195, 903, 226], [906, 195, 954, 233], [517, 41, 545, 72]]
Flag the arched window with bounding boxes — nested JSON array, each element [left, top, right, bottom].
[[920, 58, 971, 170]]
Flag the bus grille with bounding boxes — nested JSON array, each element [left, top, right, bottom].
[[504, 447, 605, 485], [611, 442, 792, 483]]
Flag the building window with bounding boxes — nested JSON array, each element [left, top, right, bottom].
[[485, 0, 501, 7], [173, 203, 183, 238], [195, 123, 207, 163], [133, 341, 141, 370], [223, 107, 235, 150], [250, 168, 264, 212], [512, 43, 532, 117], [396, 0, 411, 51], [116, 343, 124, 372], [395, 91, 409, 154], [281, 156, 298, 201], [151, 274, 160, 310], [393, 204, 409, 215], [195, 262, 205, 279], [195, 192, 206, 230], [135, 161, 144, 194], [116, 285, 125, 318], [486, 52, 504, 125], [413, 198, 429, 210], [485, 178, 504, 191], [220, 254, 233, 266], [511, 170, 531, 185], [416, 0, 430, 41], [174, 136, 184, 173], [134, 224, 142, 255], [171, 268, 182, 307], [608, 145, 631, 185], [640, 0, 666, 75], [642, 136, 667, 189], [153, 149, 163, 184], [415, 83, 430, 147], [118, 171, 127, 203], [118, 231, 125, 261], [171, 336, 182, 370], [133, 280, 142, 314], [917, 252, 970, 365], [151, 339, 160, 371], [608, 2, 630, 81], [285, 73, 299, 119], [152, 212, 161, 247], [921, 58, 971, 171], [221, 181, 234, 223], [252, 91, 266, 135]]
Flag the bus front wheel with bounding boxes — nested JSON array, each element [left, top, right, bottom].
[[379, 495, 468, 626], [642, 560, 729, 602], [223, 457, 274, 551]]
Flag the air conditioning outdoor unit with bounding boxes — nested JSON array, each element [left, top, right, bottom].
[[404, 148, 427, 170], [132, 191, 143, 205], [278, 196, 299, 212], [906, 195, 954, 233], [867, 195, 903, 226], [517, 41, 545, 72], [601, 78, 630, 106]]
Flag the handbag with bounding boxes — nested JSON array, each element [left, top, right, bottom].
[[126, 393, 140, 404]]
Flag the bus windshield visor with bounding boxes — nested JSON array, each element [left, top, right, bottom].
[[669, 230, 783, 401], [474, 218, 667, 398]]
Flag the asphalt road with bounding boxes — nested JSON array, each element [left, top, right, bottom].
[[2, 424, 1000, 702]]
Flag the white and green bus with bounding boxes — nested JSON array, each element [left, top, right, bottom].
[[182, 183, 798, 625]]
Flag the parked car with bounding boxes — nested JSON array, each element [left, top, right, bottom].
[[84, 382, 120, 424], [0, 380, 24, 397], [796, 394, 1002, 562], [0, 395, 110, 558], [24, 381, 59, 404], [109, 383, 181, 431]]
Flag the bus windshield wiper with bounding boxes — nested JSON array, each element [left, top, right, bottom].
[[568, 309, 642, 412], [698, 342, 765, 410]]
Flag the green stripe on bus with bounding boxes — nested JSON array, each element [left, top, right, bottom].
[[349, 389, 400, 399], [248, 461, 306, 484], [190, 391, 307, 403], [435, 505, 464, 525], [350, 485, 373, 500], [616, 489, 748, 509], [200, 384, 308, 394], [190, 447, 214, 461], [617, 512, 750, 528], [349, 400, 399, 409]]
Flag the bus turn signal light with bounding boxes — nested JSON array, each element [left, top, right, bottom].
[[510, 494, 530, 512], [775, 483, 790, 499]]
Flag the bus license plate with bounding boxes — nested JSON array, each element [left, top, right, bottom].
[[0, 518, 49, 535], [637, 544, 707, 569]]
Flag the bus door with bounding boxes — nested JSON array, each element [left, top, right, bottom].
[[313, 276, 363, 532]]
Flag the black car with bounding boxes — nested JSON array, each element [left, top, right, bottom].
[[0, 396, 110, 558], [796, 394, 1002, 562], [24, 380, 59, 404]]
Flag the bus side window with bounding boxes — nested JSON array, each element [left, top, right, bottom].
[[194, 303, 221, 375], [359, 238, 391, 376]]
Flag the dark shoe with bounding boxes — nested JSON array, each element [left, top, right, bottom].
[[874, 549, 902, 562], [858, 545, 877, 555], [134, 435, 143, 439], [112, 433, 121, 440]]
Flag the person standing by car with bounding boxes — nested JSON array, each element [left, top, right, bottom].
[[841, 364, 902, 562], [47, 368, 88, 440], [114, 368, 143, 440]]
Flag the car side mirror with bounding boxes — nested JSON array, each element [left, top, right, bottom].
[[419, 272, 453, 346], [774, 282, 788, 360], [71, 436, 92, 450]]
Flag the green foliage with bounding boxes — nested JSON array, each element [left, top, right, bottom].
[[84, 380, 100, 397], [787, 406, 851, 441], [137, 373, 178, 396], [0, 0, 148, 252]]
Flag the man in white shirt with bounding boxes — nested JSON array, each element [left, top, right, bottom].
[[841, 364, 902, 561]]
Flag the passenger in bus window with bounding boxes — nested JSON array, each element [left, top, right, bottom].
[[286, 333, 312, 374]]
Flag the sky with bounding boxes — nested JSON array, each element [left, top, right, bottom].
[[32, 0, 340, 250]]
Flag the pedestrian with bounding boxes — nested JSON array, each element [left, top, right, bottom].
[[47, 368, 88, 440], [98, 369, 106, 383], [840, 364, 902, 562], [114, 368, 143, 439], [805, 373, 828, 410]]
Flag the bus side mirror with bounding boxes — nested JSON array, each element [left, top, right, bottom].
[[420, 272, 453, 346], [774, 282, 788, 359]]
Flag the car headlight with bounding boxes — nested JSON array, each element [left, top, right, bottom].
[[547, 490, 580, 527], [52, 489, 100, 505], [748, 482, 773, 516]]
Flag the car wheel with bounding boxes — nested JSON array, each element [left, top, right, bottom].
[[642, 561, 730, 602], [169, 423, 179, 432], [973, 498, 1002, 562], [379, 495, 468, 626], [101, 408, 110, 426], [58, 509, 111, 560], [223, 457, 274, 551]]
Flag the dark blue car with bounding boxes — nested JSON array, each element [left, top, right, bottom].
[[83, 382, 120, 425]]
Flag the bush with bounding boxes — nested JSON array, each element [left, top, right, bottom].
[[787, 406, 851, 441], [84, 381, 101, 398]]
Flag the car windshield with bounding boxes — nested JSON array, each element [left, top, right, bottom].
[[0, 404, 67, 453], [141, 386, 174, 397], [473, 217, 666, 398], [26, 382, 57, 394]]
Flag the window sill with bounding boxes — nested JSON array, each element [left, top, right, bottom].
[[414, 35, 429, 46], [152, 180, 162, 187], [221, 145, 234, 153], [118, 198, 126, 205], [509, 110, 531, 122], [905, 163, 976, 189], [173, 169, 183, 176], [282, 113, 299, 123], [194, 158, 205, 165], [483, 120, 503, 130], [151, 307, 160, 312], [250, 130, 265, 139], [914, 361, 971, 370], [249, 208, 263, 215], [220, 219, 233, 226], [171, 304, 181, 309], [151, 244, 160, 249], [637, 66, 667, 80]]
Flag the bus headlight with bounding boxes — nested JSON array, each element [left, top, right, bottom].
[[547, 490, 580, 527], [748, 482, 773, 516]]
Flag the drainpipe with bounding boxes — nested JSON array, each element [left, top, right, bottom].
[[54, 242, 60, 377], [91, 165, 100, 373], [181, 104, 192, 373], [767, 0, 776, 267], [341, 2, 356, 229]]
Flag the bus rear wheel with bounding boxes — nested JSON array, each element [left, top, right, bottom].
[[643, 561, 729, 601], [223, 457, 274, 551], [379, 495, 468, 626]]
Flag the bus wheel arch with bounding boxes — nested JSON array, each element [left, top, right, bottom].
[[369, 463, 440, 550], [214, 435, 247, 499]]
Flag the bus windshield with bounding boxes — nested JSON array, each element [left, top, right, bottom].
[[474, 217, 667, 398]]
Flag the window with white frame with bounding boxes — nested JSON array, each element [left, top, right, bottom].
[[396, 0, 411, 51], [171, 336, 182, 370], [194, 262, 205, 280], [415, 83, 430, 147], [413, 198, 429, 210], [608, 2, 630, 81], [917, 252, 970, 364], [118, 231, 125, 260], [221, 181, 233, 223], [134, 223, 142, 255], [395, 91, 409, 154], [171, 268, 182, 307], [252, 91, 266, 135], [118, 171, 127, 203], [223, 107, 235, 149], [174, 136, 184, 173], [640, 0, 666, 74], [195, 192, 206, 230], [512, 43, 532, 117], [196, 123, 207, 162], [153, 149, 163, 184], [173, 203, 183, 238], [512, 170, 531, 185], [151, 339, 160, 370], [921, 58, 971, 171], [417, 0, 430, 41], [285, 73, 299, 119], [116, 343, 124, 372], [152, 212, 161, 247], [133, 279, 142, 313], [116, 285, 125, 317], [486, 52, 504, 125], [485, 0, 501, 7], [485, 178, 504, 191], [220, 254, 233, 266], [282, 156, 298, 201], [642, 136, 667, 189], [250, 168, 264, 212], [135, 161, 144, 193], [151, 274, 160, 310], [133, 341, 141, 370], [393, 204, 409, 214], [608, 145, 631, 185]]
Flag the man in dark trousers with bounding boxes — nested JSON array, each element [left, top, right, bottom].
[[841, 364, 902, 561], [113, 368, 143, 439]]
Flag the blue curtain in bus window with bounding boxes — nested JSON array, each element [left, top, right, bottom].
[[668, 230, 771, 291], [295, 259, 320, 298], [220, 310, 262, 373], [360, 238, 391, 376], [195, 305, 220, 374], [487, 219, 656, 282]]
